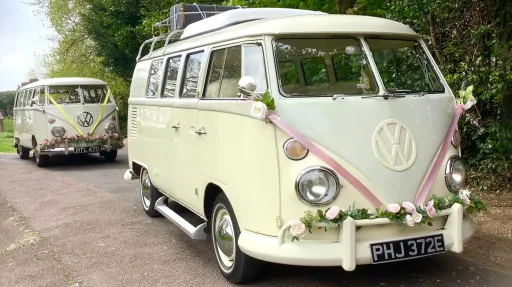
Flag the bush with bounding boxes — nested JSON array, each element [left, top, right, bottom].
[[3, 117, 12, 133]]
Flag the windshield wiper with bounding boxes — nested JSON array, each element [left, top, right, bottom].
[[361, 93, 406, 100]]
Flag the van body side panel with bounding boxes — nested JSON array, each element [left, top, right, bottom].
[[196, 100, 280, 236]]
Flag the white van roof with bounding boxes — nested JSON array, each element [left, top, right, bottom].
[[20, 77, 108, 90], [141, 10, 418, 61]]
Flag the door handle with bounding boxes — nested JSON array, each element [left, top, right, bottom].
[[195, 128, 207, 135], [171, 123, 180, 130]]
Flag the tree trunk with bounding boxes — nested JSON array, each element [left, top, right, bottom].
[[428, 12, 444, 68], [336, 0, 357, 14]]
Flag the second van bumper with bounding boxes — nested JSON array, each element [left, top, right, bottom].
[[39, 144, 124, 155], [238, 203, 474, 270]]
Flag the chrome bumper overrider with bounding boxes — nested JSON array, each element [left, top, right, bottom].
[[238, 203, 473, 270]]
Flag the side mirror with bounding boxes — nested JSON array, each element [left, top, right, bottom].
[[460, 80, 470, 91], [238, 76, 257, 96]]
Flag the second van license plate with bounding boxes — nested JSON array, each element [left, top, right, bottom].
[[74, 146, 100, 153], [370, 234, 445, 264]]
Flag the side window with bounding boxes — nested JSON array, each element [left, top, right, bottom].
[[180, 51, 205, 98], [204, 45, 241, 98], [162, 55, 182, 98], [18, 91, 25, 108], [38, 88, 45, 105], [278, 61, 299, 87], [146, 59, 163, 98], [301, 57, 329, 86]]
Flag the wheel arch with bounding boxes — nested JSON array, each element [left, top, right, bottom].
[[203, 182, 224, 220]]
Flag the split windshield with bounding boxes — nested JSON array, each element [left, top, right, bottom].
[[47, 85, 112, 104], [273, 37, 445, 97]]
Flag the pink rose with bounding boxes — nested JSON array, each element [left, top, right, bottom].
[[386, 203, 401, 214], [412, 212, 422, 223], [401, 202, 416, 214], [426, 200, 437, 217], [459, 193, 471, 206], [325, 206, 340, 220], [289, 221, 306, 238], [113, 133, 119, 139], [42, 140, 48, 146], [405, 214, 415, 226]]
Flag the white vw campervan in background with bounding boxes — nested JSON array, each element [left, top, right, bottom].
[[13, 77, 123, 167], [124, 5, 479, 284]]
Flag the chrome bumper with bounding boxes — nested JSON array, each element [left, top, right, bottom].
[[40, 145, 123, 155]]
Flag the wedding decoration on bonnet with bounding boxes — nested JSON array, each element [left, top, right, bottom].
[[245, 81, 487, 242]]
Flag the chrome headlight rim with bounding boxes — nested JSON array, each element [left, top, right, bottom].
[[51, 126, 66, 138], [445, 155, 467, 193], [295, 166, 341, 207], [451, 129, 461, 148], [105, 122, 117, 134]]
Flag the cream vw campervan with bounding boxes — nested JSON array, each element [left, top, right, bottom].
[[124, 6, 483, 284], [13, 77, 123, 167]]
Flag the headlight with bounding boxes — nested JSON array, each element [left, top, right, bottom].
[[283, 138, 308, 160], [451, 130, 461, 148], [105, 123, 117, 134], [445, 155, 467, 193], [51, 126, 66, 137], [295, 166, 340, 206]]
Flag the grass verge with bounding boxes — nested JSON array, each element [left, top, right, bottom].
[[0, 132, 15, 153]]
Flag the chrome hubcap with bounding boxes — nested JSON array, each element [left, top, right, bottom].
[[140, 170, 151, 210], [214, 207, 235, 270]]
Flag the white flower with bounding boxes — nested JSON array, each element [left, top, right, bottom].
[[412, 212, 423, 223], [460, 189, 471, 198], [367, 209, 377, 216], [426, 200, 437, 218], [458, 191, 471, 206], [250, 102, 268, 120], [386, 203, 401, 214], [401, 202, 416, 214], [463, 99, 477, 110], [289, 221, 306, 238], [325, 206, 340, 220], [405, 214, 415, 226]]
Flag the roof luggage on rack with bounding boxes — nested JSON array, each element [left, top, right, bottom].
[[137, 2, 243, 61], [153, 3, 243, 36]]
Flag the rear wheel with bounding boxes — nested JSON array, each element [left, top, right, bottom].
[[140, 168, 163, 217], [211, 193, 261, 284], [18, 145, 30, 160], [104, 150, 117, 162]]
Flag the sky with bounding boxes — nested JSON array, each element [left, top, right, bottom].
[[0, 0, 56, 91]]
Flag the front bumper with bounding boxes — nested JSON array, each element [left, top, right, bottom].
[[40, 143, 124, 155], [238, 203, 474, 271]]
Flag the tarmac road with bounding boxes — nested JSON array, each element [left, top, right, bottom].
[[0, 149, 511, 287]]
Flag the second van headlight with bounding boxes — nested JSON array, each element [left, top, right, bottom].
[[105, 123, 117, 134], [445, 155, 467, 193], [51, 126, 66, 138], [296, 166, 340, 206]]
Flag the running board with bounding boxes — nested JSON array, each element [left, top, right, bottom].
[[154, 196, 207, 240]]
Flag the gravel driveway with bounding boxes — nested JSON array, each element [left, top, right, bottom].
[[0, 150, 511, 287]]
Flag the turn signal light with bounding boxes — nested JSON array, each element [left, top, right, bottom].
[[451, 130, 461, 148], [48, 118, 56, 124], [283, 138, 308, 160], [111, 115, 117, 121]]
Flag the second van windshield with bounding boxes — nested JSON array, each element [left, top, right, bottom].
[[47, 85, 111, 104]]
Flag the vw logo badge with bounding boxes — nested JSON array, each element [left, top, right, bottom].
[[77, 112, 94, 127], [372, 119, 417, 171]]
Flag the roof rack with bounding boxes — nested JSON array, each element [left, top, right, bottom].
[[136, 3, 243, 61]]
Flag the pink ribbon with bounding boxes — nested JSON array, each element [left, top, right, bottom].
[[267, 113, 384, 207], [414, 105, 465, 205]]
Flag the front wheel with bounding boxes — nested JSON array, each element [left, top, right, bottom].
[[34, 150, 49, 167], [103, 150, 117, 162], [140, 168, 163, 217], [18, 145, 30, 160], [211, 193, 261, 284]]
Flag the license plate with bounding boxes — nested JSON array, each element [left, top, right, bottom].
[[74, 146, 100, 153], [370, 234, 445, 264]]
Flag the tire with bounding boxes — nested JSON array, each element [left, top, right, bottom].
[[211, 193, 261, 284], [18, 145, 30, 160], [104, 150, 117, 162], [140, 168, 163, 217], [35, 152, 50, 167]]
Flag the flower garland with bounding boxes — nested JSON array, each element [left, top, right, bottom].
[[288, 190, 487, 241], [40, 133, 124, 150]]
